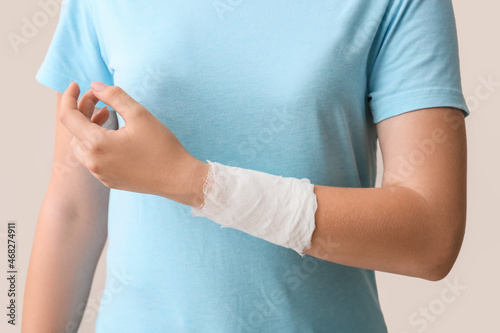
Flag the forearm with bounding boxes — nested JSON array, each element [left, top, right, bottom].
[[186, 159, 464, 281], [22, 196, 107, 332], [307, 184, 464, 280]]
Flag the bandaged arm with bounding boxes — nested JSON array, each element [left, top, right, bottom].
[[188, 108, 467, 281], [191, 161, 317, 257]]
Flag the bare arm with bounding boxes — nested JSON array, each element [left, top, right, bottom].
[[305, 107, 467, 281], [22, 92, 118, 332]]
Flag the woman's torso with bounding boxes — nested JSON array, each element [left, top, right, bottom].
[[94, 1, 391, 331]]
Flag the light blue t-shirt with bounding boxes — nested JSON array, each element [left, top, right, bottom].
[[36, 0, 469, 332]]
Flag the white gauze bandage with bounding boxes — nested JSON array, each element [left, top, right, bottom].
[[191, 161, 318, 257]]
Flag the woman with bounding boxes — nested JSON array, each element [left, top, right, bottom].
[[22, 0, 469, 332]]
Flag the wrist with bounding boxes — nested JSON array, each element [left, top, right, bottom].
[[156, 156, 209, 207], [187, 159, 210, 208]]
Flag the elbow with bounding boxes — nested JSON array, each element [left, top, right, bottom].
[[421, 234, 465, 282], [418, 218, 466, 282], [421, 258, 455, 282], [399, 242, 461, 281]]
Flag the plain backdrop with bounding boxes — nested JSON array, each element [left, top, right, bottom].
[[1, 0, 498, 332]]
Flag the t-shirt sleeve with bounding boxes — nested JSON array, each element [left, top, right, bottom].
[[35, 0, 113, 108], [367, 0, 469, 124]]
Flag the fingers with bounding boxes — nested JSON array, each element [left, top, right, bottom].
[[90, 81, 143, 121], [60, 82, 106, 143], [61, 81, 80, 112], [91, 106, 110, 126], [78, 88, 101, 120]]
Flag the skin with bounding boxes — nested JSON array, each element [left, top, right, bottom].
[[58, 82, 208, 207], [22, 91, 117, 332], [308, 108, 467, 281], [22, 80, 466, 331]]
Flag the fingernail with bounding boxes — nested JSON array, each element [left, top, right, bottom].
[[90, 81, 107, 92]]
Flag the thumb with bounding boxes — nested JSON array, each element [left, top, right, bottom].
[[90, 82, 145, 121]]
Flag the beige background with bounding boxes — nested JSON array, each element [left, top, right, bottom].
[[1, 0, 498, 332]]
